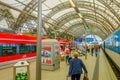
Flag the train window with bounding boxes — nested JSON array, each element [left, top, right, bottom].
[[2, 47, 16, 56], [19, 44, 30, 54], [24, 44, 36, 53], [0, 44, 17, 56], [32, 45, 36, 52]]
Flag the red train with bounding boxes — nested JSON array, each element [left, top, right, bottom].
[[0, 32, 45, 63], [0, 32, 75, 63]]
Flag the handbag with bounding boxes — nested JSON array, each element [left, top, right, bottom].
[[83, 75, 89, 80]]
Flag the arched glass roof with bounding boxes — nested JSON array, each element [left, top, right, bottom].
[[0, 0, 120, 40]]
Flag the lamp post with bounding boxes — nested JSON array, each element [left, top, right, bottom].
[[83, 32, 87, 60], [36, 0, 42, 80]]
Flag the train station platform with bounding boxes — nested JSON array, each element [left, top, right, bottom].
[[0, 49, 117, 80]]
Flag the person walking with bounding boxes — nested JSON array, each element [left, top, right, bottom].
[[68, 52, 88, 80], [94, 44, 100, 57], [91, 45, 94, 56], [82, 46, 86, 56], [65, 46, 70, 64]]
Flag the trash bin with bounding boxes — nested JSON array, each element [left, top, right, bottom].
[[13, 60, 30, 80]]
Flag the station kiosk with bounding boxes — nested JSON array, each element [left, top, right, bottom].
[[41, 39, 60, 70]]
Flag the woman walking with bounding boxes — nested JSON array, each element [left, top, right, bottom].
[[68, 52, 88, 80]]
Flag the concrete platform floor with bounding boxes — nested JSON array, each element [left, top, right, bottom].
[[28, 53, 97, 80], [0, 53, 97, 80]]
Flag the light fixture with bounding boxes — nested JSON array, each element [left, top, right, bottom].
[[68, 0, 75, 7], [68, 0, 83, 19], [78, 13, 83, 18]]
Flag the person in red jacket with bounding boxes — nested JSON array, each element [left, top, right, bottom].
[[65, 46, 70, 64]]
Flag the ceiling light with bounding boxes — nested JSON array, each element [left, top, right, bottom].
[[78, 13, 83, 18], [68, 0, 75, 7]]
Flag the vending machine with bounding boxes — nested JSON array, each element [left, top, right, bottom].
[[41, 39, 60, 70]]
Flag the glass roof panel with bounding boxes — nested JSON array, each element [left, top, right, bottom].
[[10, 9, 20, 18], [60, 0, 68, 3], [1, 0, 31, 18], [61, 18, 84, 30], [1, 0, 31, 10], [0, 0, 119, 38], [42, 3, 49, 11], [32, 11, 38, 17], [68, 19, 82, 24], [0, 19, 8, 28], [51, 8, 74, 20], [44, 0, 60, 8], [116, 0, 120, 3], [44, 23, 49, 28]]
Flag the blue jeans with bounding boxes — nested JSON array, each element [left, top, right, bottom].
[[95, 51, 99, 57], [66, 55, 69, 63]]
